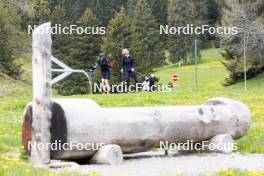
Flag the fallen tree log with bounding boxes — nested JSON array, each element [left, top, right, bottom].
[[22, 97, 251, 160]]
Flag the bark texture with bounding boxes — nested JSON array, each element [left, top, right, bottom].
[[23, 97, 251, 160], [31, 22, 52, 165]]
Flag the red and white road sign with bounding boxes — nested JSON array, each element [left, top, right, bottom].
[[172, 74, 179, 81]]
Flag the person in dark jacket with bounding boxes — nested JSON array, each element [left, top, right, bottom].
[[95, 52, 111, 93], [121, 48, 138, 87], [148, 74, 159, 92]]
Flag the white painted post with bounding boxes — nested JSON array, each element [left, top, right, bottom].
[[31, 22, 52, 165]]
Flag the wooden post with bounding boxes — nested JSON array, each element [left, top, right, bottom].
[[31, 22, 52, 165]]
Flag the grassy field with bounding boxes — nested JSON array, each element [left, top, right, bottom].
[[0, 48, 264, 176]]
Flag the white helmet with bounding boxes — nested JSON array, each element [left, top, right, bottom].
[[122, 48, 129, 55]]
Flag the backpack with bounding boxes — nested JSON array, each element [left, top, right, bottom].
[[107, 61, 113, 69]]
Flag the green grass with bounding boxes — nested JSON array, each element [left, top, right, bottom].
[[0, 48, 264, 175]]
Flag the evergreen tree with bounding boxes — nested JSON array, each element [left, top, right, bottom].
[[130, 0, 164, 75], [32, 0, 51, 25], [54, 8, 101, 95], [102, 7, 131, 83], [167, 0, 194, 63], [167, 0, 209, 63], [221, 0, 264, 85], [148, 0, 168, 26], [51, 5, 70, 61], [93, 0, 127, 25], [126, 0, 137, 16], [50, 0, 127, 25], [0, 1, 22, 79], [126, 0, 168, 25]]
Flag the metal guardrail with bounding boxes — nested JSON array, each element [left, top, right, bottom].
[[51, 56, 93, 94]]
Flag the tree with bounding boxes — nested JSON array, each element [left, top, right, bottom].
[[126, 0, 137, 16], [49, 0, 127, 25], [167, 0, 211, 64], [167, 0, 194, 63], [101, 7, 131, 83], [0, 1, 22, 79], [32, 0, 51, 25], [51, 5, 70, 60], [221, 0, 264, 85], [92, 0, 127, 25], [130, 0, 164, 76], [148, 0, 168, 26], [126, 0, 168, 25], [53, 8, 102, 95]]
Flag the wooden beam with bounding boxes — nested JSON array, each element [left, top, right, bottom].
[[31, 22, 52, 165]]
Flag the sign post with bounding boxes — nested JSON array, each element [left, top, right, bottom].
[[172, 73, 179, 89], [195, 39, 198, 89], [243, 33, 247, 91]]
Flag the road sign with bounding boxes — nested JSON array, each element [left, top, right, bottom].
[[172, 74, 179, 81]]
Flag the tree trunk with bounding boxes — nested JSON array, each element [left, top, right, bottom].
[[23, 97, 251, 160]]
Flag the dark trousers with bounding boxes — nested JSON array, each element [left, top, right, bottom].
[[124, 70, 138, 86]]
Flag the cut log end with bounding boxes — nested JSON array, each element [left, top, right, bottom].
[[206, 134, 234, 154], [22, 102, 68, 159], [89, 145, 123, 165]]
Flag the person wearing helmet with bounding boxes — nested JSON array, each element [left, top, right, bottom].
[[121, 48, 138, 88], [94, 52, 111, 93]]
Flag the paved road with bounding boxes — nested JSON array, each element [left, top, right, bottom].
[[74, 152, 264, 176]]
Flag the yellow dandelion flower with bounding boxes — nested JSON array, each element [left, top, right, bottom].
[[48, 173, 56, 176], [25, 168, 31, 173], [89, 171, 101, 176]]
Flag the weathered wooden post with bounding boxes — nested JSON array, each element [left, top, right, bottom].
[[31, 22, 52, 165]]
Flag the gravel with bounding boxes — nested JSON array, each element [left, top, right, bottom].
[[73, 152, 264, 176]]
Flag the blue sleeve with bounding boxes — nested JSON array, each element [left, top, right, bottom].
[[94, 62, 99, 69]]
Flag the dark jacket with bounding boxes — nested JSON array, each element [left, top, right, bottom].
[[123, 55, 135, 72], [98, 58, 110, 72], [148, 77, 158, 87]]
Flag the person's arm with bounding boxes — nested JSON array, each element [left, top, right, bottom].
[[93, 61, 99, 69]]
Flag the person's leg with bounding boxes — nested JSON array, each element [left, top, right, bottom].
[[124, 71, 130, 90], [104, 71, 111, 94], [101, 78, 106, 93], [129, 71, 140, 91], [130, 71, 138, 83], [127, 71, 138, 92], [104, 79, 110, 94]]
